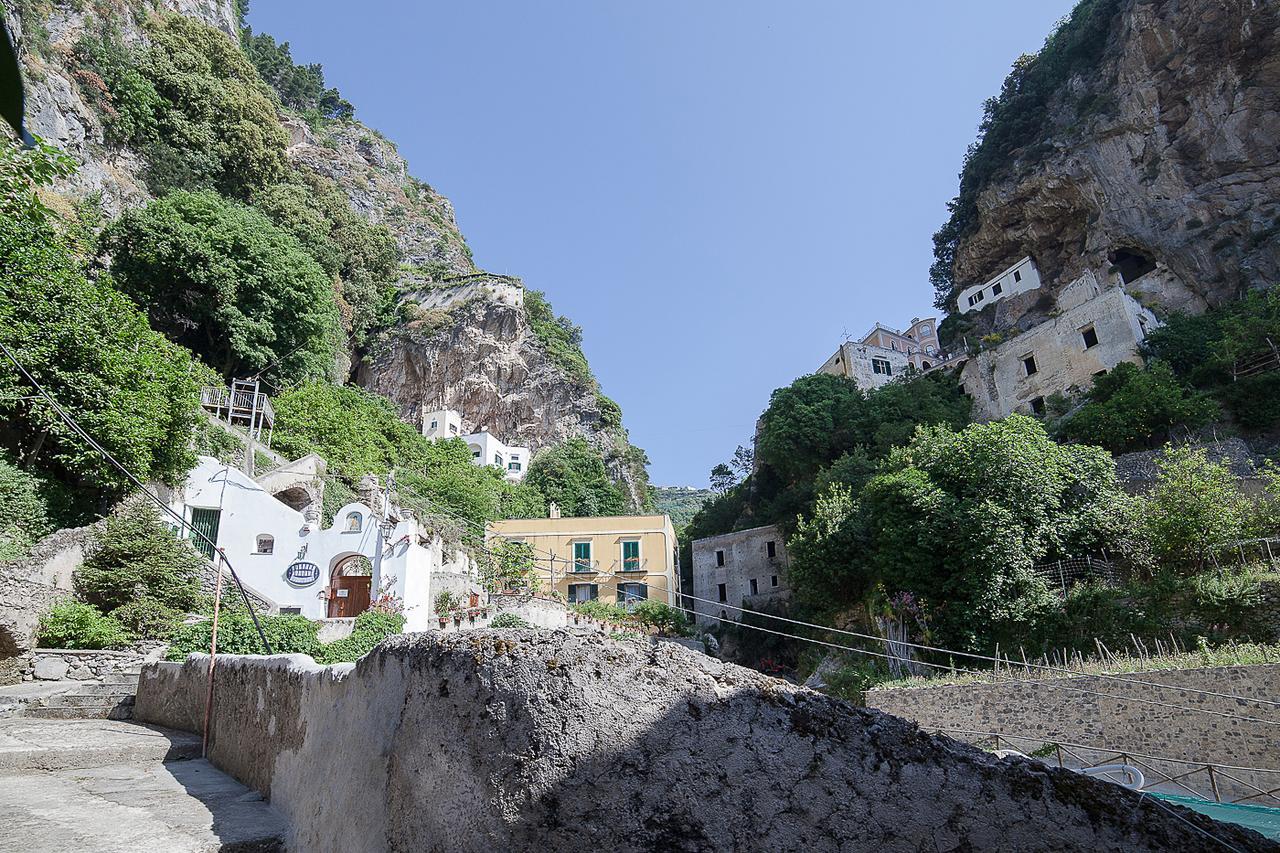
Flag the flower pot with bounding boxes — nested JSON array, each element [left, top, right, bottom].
[[438, 618, 447, 629]]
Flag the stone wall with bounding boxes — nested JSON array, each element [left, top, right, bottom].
[[22, 647, 160, 682], [691, 524, 790, 627], [865, 663, 1280, 803], [135, 633, 1274, 851]]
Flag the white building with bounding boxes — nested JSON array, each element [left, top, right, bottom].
[[170, 456, 472, 632], [421, 409, 531, 482], [957, 256, 1042, 314], [816, 342, 914, 391]]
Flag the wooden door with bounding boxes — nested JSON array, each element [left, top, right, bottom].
[[329, 575, 372, 618]]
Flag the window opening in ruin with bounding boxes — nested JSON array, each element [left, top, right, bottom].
[[718, 583, 727, 602], [922, 361, 932, 369], [766, 540, 776, 559], [1110, 249, 1157, 284], [992, 282, 1003, 296], [1030, 396, 1046, 416], [1023, 354, 1038, 376], [1081, 326, 1099, 349], [1013, 269, 1022, 283], [771, 575, 779, 587], [715, 550, 725, 567], [749, 578, 758, 595]]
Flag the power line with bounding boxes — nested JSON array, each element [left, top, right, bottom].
[[0, 339, 273, 653]]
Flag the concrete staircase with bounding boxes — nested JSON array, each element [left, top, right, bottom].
[[0, 718, 288, 851], [21, 669, 140, 720]]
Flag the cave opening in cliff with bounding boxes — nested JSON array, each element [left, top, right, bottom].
[[1109, 249, 1157, 284]]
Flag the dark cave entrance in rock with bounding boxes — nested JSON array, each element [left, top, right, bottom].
[[275, 485, 311, 513], [1109, 249, 1157, 284]]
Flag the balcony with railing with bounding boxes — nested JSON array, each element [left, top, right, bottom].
[[613, 557, 649, 574], [200, 379, 275, 445]]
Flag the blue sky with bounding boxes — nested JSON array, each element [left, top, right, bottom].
[[248, 1, 1077, 488]]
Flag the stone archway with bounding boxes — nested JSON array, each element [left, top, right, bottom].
[[327, 554, 373, 618]]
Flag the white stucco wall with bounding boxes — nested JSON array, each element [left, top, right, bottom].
[[463, 431, 530, 481], [959, 287, 1159, 421], [957, 256, 1042, 314], [174, 458, 465, 623]]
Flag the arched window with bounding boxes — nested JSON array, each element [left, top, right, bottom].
[[345, 512, 363, 533], [255, 534, 274, 554]]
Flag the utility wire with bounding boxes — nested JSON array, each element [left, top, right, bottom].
[[0, 339, 273, 653]]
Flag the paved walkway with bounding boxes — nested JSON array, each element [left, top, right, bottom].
[[0, 719, 286, 852]]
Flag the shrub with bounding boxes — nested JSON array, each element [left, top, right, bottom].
[[524, 437, 626, 518], [166, 611, 322, 660], [490, 613, 531, 629], [524, 290, 593, 387], [316, 611, 405, 663], [1053, 361, 1218, 452], [628, 600, 691, 637], [74, 502, 206, 615], [111, 597, 186, 641], [36, 599, 131, 650], [0, 456, 51, 563], [1137, 445, 1248, 573]]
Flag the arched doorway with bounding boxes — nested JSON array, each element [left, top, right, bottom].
[[327, 554, 373, 618]]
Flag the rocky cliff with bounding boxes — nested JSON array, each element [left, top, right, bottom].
[[939, 0, 1280, 338], [6, 0, 650, 507]]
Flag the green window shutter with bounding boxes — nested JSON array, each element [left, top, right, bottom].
[[573, 541, 592, 570], [189, 508, 221, 560], [622, 540, 640, 570]]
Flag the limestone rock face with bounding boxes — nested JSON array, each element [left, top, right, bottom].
[[952, 0, 1280, 333], [284, 117, 475, 276], [356, 291, 649, 508]]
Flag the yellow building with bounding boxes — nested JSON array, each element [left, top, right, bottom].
[[487, 514, 679, 606]]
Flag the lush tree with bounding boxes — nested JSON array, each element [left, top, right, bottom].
[[1054, 361, 1218, 453], [240, 27, 353, 121], [75, 13, 289, 198], [272, 382, 426, 477], [857, 416, 1128, 650], [0, 141, 212, 507], [524, 291, 593, 387], [252, 172, 399, 345], [1137, 445, 1249, 574], [74, 502, 206, 616], [102, 190, 340, 384], [709, 463, 736, 495], [787, 484, 874, 610], [525, 437, 626, 517]]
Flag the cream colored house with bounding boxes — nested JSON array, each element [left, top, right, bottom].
[[487, 514, 679, 607]]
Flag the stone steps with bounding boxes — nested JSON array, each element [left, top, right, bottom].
[[19, 671, 142, 720]]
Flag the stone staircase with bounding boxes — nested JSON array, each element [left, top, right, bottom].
[[21, 668, 141, 720]]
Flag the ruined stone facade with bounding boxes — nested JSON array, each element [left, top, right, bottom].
[[959, 284, 1158, 420], [690, 524, 790, 627]]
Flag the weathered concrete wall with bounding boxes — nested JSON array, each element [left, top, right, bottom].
[[135, 632, 1274, 851], [866, 664, 1280, 803], [816, 341, 913, 391], [691, 524, 790, 627]]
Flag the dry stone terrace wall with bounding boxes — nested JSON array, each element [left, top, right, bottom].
[[135, 632, 1276, 851], [865, 664, 1280, 804]]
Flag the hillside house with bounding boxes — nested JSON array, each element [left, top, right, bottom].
[[422, 408, 531, 481], [957, 256, 1042, 315], [690, 525, 790, 627], [958, 281, 1158, 421], [168, 456, 472, 631], [488, 513, 679, 607], [817, 316, 943, 390]]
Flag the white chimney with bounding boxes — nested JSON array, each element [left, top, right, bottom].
[[548, 502, 560, 519]]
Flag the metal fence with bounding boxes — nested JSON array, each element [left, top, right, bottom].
[[933, 728, 1280, 807], [1033, 556, 1120, 595]]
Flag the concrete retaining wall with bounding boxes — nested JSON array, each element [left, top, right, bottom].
[[135, 633, 1274, 851], [865, 663, 1280, 803]]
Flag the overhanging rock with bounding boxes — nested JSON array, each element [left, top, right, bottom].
[[136, 631, 1276, 851]]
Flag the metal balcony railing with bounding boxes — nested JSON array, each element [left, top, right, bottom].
[[613, 558, 648, 574]]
